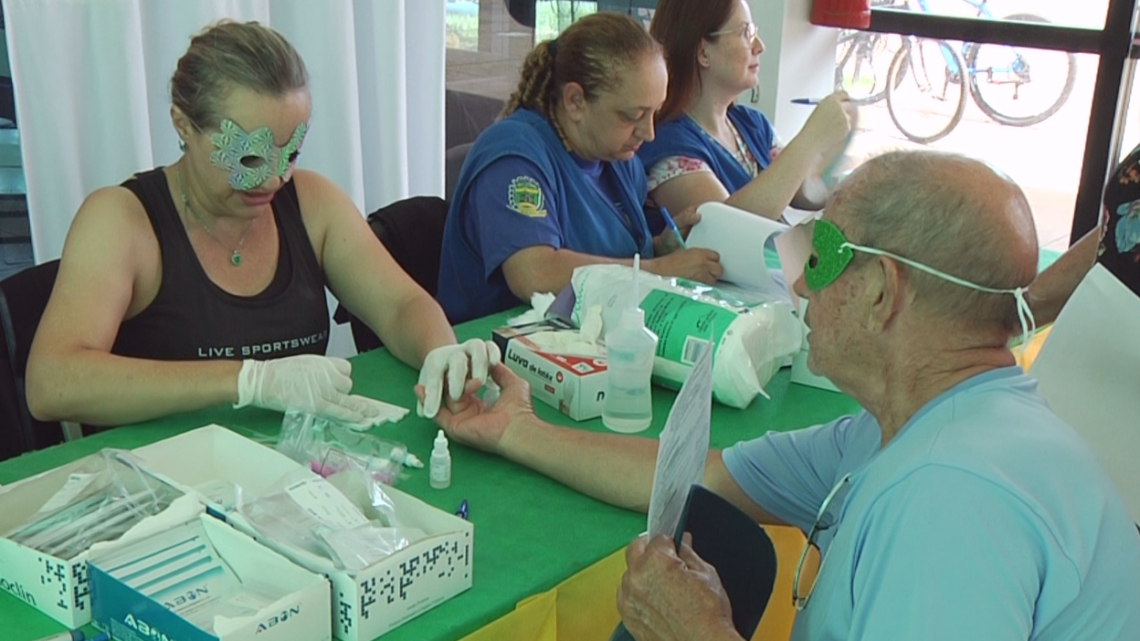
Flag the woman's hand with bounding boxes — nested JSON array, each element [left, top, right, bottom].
[[416, 338, 502, 418], [795, 92, 858, 208], [645, 247, 723, 284], [670, 205, 702, 239], [653, 205, 702, 255], [802, 91, 857, 161], [415, 363, 534, 454]]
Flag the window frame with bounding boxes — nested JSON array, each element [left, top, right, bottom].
[[863, 0, 1139, 245]]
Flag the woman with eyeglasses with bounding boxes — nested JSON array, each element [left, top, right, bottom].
[[437, 12, 723, 325], [638, 0, 856, 222]]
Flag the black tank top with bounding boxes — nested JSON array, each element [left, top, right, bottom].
[[111, 168, 330, 361]]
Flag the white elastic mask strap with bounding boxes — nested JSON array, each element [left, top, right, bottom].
[[842, 242, 1037, 351]]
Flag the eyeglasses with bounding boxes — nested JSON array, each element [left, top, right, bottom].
[[708, 21, 758, 42], [792, 473, 851, 611]]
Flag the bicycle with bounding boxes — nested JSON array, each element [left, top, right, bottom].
[[836, 0, 1078, 143], [834, 0, 906, 106], [885, 37, 969, 143]]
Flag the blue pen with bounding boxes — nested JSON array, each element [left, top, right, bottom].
[[456, 499, 469, 520], [791, 98, 821, 105], [659, 207, 688, 250]]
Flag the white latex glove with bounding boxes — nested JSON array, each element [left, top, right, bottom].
[[235, 355, 380, 425], [417, 338, 502, 418]]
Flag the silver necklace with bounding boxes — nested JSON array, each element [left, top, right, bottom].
[[177, 165, 252, 266], [725, 117, 759, 178]]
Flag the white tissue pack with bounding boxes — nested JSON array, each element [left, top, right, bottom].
[[492, 318, 609, 421]]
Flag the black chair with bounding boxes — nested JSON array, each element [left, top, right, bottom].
[[0, 260, 64, 461], [610, 485, 778, 641], [445, 143, 473, 202], [444, 90, 504, 149], [334, 196, 450, 353]]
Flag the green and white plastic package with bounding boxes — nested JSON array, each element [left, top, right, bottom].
[[570, 265, 802, 408]]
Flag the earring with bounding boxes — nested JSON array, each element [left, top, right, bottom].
[[178, 139, 187, 152]]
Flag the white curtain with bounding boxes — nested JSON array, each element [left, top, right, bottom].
[[2, 0, 445, 264]]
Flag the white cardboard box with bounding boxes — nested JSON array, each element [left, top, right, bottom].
[[493, 322, 608, 421], [0, 454, 199, 628], [88, 512, 331, 641], [131, 425, 474, 641]]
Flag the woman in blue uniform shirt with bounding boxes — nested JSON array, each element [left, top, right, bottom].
[[438, 12, 723, 324]]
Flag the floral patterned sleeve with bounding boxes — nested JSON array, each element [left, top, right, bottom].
[[769, 131, 786, 163], [1098, 143, 1140, 294], [646, 156, 713, 192]]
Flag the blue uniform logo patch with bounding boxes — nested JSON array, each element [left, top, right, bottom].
[[508, 176, 547, 218]]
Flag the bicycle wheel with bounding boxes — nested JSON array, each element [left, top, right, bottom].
[[966, 14, 1077, 127], [886, 38, 968, 145], [835, 30, 901, 106]]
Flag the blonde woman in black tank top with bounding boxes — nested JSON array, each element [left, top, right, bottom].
[[25, 21, 497, 427]]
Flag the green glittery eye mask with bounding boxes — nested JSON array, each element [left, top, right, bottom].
[[209, 119, 308, 191], [804, 219, 854, 292], [799, 217, 1037, 351]]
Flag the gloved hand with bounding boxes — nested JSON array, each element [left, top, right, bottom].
[[235, 355, 381, 425], [417, 339, 502, 419]]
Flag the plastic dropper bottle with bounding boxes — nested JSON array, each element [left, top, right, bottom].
[[602, 254, 659, 433], [430, 430, 451, 489]]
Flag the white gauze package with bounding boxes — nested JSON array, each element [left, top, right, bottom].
[[570, 265, 801, 408]]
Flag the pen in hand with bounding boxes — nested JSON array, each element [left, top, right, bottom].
[[659, 207, 689, 250], [791, 98, 821, 105]]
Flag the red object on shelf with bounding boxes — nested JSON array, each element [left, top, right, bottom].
[[811, 0, 871, 29]]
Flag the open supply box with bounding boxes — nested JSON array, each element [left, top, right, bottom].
[[0, 451, 199, 628], [493, 318, 608, 421], [88, 512, 331, 641], [129, 425, 474, 641]]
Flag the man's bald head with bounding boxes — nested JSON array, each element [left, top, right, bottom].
[[829, 150, 1038, 334]]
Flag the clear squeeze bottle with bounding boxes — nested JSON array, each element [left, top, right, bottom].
[[602, 254, 658, 433]]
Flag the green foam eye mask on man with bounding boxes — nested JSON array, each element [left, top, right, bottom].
[[804, 219, 854, 292]]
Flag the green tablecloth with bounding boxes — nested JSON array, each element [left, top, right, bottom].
[[0, 311, 860, 640]]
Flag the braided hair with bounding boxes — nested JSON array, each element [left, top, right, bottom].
[[501, 12, 660, 145]]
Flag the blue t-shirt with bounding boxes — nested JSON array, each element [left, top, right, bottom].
[[438, 109, 654, 323], [724, 367, 1140, 641], [637, 104, 777, 195]]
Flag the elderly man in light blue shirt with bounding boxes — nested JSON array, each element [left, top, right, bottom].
[[422, 149, 1140, 641]]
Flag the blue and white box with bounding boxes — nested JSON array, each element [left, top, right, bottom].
[[130, 425, 475, 641], [0, 453, 198, 628], [89, 512, 331, 641]]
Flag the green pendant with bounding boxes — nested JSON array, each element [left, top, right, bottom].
[[231, 252, 242, 266]]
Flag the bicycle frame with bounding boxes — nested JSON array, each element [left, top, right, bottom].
[[868, 0, 1078, 136], [911, 0, 1028, 84], [912, 0, 994, 19]]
